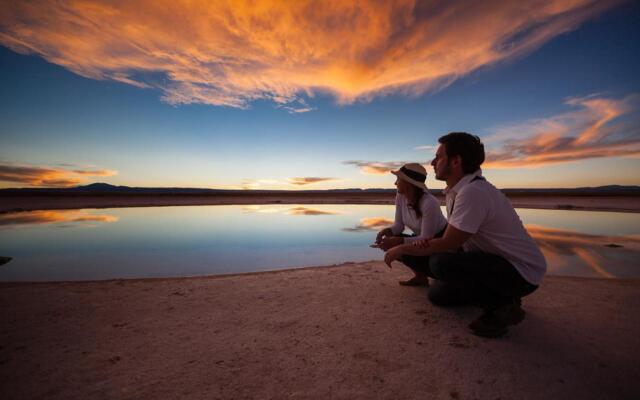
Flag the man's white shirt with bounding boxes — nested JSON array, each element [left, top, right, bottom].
[[444, 170, 547, 285]]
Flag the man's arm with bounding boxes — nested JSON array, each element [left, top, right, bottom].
[[384, 225, 472, 267]]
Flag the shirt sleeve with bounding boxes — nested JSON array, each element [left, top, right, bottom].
[[390, 194, 405, 235], [404, 196, 441, 244], [447, 186, 488, 234]]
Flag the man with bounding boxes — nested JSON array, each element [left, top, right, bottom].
[[384, 132, 546, 338]]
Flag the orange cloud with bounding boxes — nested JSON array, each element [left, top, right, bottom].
[[343, 216, 394, 232], [72, 169, 117, 176], [0, 0, 621, 109], [343, 160, 425, 175], [484, 94, 640, 169], [0, 163, 117, 188], [0, 210, 118, 227], [287, 177, 337, 186]]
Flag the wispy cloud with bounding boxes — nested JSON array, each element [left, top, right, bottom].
[[414, 145, 436, 151], [72, 169, 116, 176], [278, 98, 315, 114], [484, 94, 640, 168], [240, 179, 285, 190], [241, 177, 337, 189], [0, 163, 117, 187], [0, 210, 118, 227], [344, 160, 419, 175], [343, 217, 394, 232], [287, 177, 337, 186], [0, 1, 620, 110]]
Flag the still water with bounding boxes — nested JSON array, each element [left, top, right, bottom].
[[0, 205, 638, 281]]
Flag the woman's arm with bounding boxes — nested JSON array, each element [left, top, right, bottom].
[[376, 194, 406, 250], [384, 225, 472, 267], [389, 194, 405, 236]]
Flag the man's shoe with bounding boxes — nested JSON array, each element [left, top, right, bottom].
[[500, 301, 525, 326], [399, 276, 429, 286], [468, 310, 508, 338], [469, 300, 526, 338]]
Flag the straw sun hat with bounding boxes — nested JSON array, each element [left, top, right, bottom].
[[391, 163, 428, 191]]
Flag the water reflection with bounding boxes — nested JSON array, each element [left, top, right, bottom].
[[342, 217, 394, 232], [0, 210, 118, 228], [526, 225, 640, 279], [242, 205, 341, 215], [344, 215, 640, 279], [287, 206, 341, 216], [0, 205, 638, 281]]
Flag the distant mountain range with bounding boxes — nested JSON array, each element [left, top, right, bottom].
[[1, 183, 639, 196]]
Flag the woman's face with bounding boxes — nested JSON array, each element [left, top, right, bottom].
[[395, 178, 412, 196]]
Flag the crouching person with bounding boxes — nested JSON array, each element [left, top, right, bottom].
[[375, 163, 447, 287], [384, 132, 546, 338]]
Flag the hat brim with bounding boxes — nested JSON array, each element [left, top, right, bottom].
[[391, 170, 428, 191]]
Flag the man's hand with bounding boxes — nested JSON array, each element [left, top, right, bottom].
[[380, 236, 403, 251], [413, 238, 430, 249], [384, 246, 404, 268]]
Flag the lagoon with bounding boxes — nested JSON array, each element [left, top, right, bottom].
[[0, 205, 638, 281]]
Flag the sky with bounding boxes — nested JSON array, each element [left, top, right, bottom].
[[1, 0, 639, 190]]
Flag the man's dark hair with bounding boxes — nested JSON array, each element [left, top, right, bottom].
[[438, 132, 485, 174]]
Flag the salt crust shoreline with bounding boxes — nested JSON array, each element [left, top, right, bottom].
[[1, 193, 639, 212], [1, 261, 639, 399]]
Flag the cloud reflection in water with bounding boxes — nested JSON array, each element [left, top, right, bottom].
[[342, 217, 394, 232], [0, 210, 118, 228], [342, 216, 639, 278], [242, 205, 341, 216]]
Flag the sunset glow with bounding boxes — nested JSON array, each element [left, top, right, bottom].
[[1, 1, 638, 189]]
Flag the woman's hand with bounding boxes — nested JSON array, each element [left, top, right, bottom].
[[380, 236, 404, 251], [375, 227, 392, 244], [384, 246, 404, 268], [413, 238, 430, 249]]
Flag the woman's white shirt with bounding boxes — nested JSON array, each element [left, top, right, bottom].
[[390, 193, 447, 244]]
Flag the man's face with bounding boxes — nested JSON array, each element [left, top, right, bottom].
[[431, 144, 450, 181]]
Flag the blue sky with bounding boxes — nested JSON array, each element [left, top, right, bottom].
[[1, 0, 639, 189]]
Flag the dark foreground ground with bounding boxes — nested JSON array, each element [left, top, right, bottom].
[[1, 262, 639, 400]]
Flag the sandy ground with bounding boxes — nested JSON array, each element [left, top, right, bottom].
[[1, 262, 639, 400], [1, 193, 639, 212]]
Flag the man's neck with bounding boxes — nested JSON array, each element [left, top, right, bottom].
[[445, 172, 465, 189]]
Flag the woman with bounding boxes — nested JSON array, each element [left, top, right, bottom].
[[375, 163, 447, 286]]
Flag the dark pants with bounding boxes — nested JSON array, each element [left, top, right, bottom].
[[397, 228, 445, 277], [403, 251, 537, 309], [430, 252, 537, 308]]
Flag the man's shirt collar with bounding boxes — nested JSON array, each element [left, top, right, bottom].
[[443, 169, 483, 196]]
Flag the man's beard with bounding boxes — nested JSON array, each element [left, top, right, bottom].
[[435, 163, 451, 181]]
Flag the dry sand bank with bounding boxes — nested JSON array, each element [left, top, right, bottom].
[[1, 262, 639, 400], [1, 193, 639, 212]]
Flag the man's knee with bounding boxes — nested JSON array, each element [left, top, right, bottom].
[[428, 253, 456, 280], [427, 280, 473, 307], [401, 255, 432, 276]]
